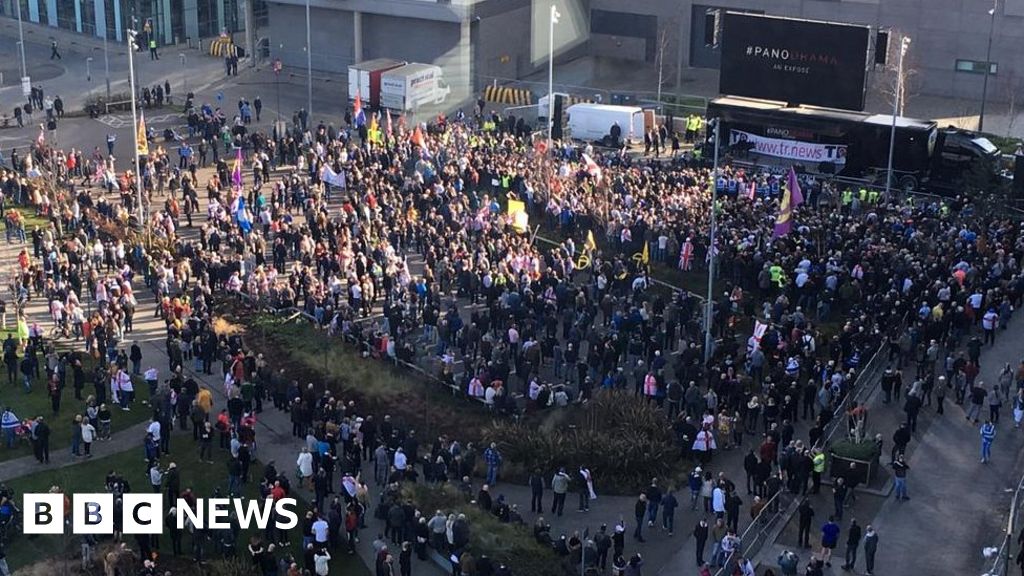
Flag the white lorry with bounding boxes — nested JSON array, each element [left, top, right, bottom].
[[380, 63, 451, 112], [347, 59, 406, 109]]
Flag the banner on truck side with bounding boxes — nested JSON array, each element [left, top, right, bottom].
[[729, 129, 847, 165]]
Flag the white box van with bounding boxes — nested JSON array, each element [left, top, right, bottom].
[[566, 103, 644, 147], [380, 63, 451, 112]]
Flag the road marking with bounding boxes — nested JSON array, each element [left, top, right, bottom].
[[96, 113, 182, 128]]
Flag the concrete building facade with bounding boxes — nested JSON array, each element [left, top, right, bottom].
[[261, 0, 1023, 107], [590, 0, 1024, 104], [7, 0, 1022, 107], [0, 0, 257, 44], [262, 0, 577, 109]]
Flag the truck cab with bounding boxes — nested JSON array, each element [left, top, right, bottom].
[[935, 128, 1000, 168], [928, 128, 1003, 190]]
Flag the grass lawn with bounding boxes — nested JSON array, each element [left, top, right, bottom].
[[21, 212, 51, 231], [3, 442, 372, 576], [0, 352, 153, 463]]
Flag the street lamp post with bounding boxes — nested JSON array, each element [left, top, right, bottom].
[[979, 0, 997, 132], [180, 53, 188, 96], [127, 23, 145, 229], [103, 30, 111, 99], [273, 55, 283, 122], [703, 118, 720, 364], [15, 0, 27, 100], [305, 0, 312, 122], [547, 3, 560, 150], [885, 36, 911, 201]]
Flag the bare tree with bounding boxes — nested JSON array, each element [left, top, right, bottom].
[[1003, 71, 1023, 137], [874, 31, 919, 115], [656, 28, 670, 102], [951, 103, 977, 130]]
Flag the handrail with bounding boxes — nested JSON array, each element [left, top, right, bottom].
[[982, 472, 1024, 576], [235, 292, 499, 409], [710, 310, 904, 575], [712, 487, 787, 576]]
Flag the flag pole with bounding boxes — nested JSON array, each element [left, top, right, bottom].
[[704, 118, 720, 364], [547, 3, 559, 152], [127, 20, 146, 241]]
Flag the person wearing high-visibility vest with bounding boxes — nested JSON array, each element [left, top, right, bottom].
[[811, 449, 826, 493], [769, 264, 785, 290], [841, 189, 854, 214], [867, 189, 880, 204], [686, 115, 700, 143], [858, 187, 868, 203], [149, 38, 159, 60]]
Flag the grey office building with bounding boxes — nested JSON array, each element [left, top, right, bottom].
[[0, 0, 259, 44], [8, 0, 1022, 106], [262, 0, 557, 107], [261, 0, 1024, 107]]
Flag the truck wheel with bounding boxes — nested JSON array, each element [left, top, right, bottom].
[[898, 175, 918, 191]]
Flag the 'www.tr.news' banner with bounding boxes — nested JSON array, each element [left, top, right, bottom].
[[729, 129, 847, 165]]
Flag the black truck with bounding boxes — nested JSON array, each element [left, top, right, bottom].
[[707, 96, 1004, 192]]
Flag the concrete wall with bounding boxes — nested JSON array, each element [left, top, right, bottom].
[[265, 2, 354, 73], [360, 13, 461, 64], [474, 3, 531, 82], [266, 0, 534, 103]]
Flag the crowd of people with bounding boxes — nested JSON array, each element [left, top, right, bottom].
[[0, 77, 1022, 576]]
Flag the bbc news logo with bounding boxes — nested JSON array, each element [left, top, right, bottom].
[[23, 494, 299, 534]]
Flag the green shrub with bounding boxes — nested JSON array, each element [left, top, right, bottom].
[[830, 438, 881, 461], [238, 312, 496, 442], [205, 558, 250, 576], [403, 484, 567, 576], [486, 390, 681, 493]]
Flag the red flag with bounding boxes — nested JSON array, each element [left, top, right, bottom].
[[353, 94, 362, 118], [411, 125, 425, 148]]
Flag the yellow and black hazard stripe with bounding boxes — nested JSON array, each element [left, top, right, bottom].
[[562, 95, 592, 107], [482, 85, 533, 105], [209, 37, 235, 57]]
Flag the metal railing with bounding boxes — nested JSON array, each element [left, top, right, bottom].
[[478, 75, 708, 114], [713, 488, 788, 576], [234, 292, 499, 409], [710, 310, 904, 575], [982, 473, 1024, 576]]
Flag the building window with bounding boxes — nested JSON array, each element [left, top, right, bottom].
[[955, 59, 998, 74]]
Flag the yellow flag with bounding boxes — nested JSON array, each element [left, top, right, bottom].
[[136, 112, 149, 157], [585, 230, 597, 253], [632, 243, 650, 266], [369, 115, 380, 143], [507, 200, 528, 234]]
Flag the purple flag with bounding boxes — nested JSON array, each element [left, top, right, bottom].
[[787, 166, 804, 207], [772, 186, 794, 239]]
